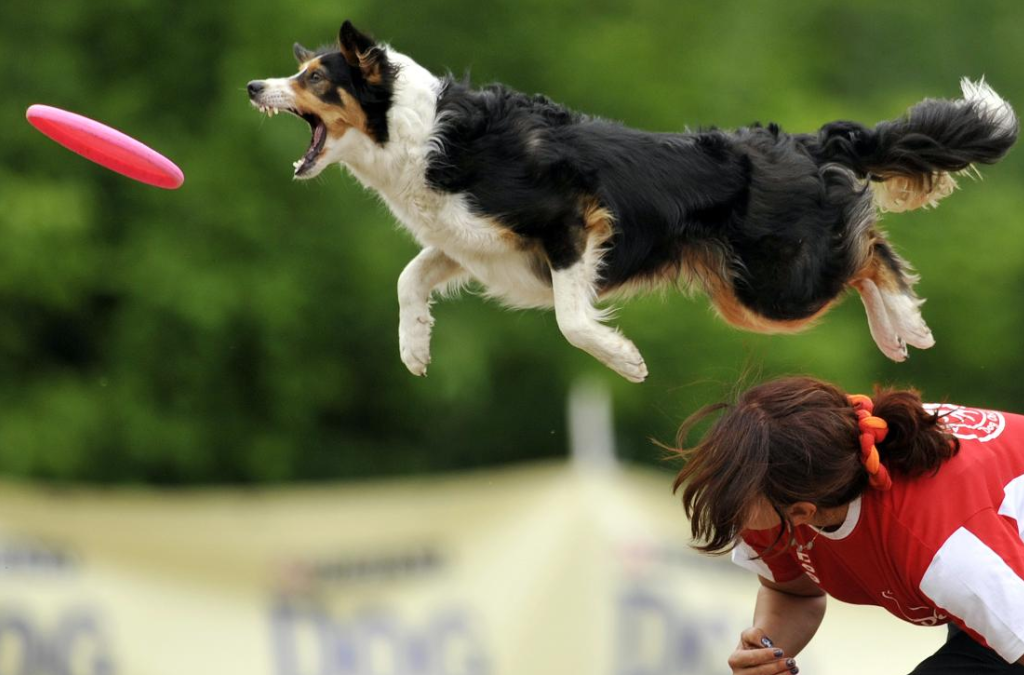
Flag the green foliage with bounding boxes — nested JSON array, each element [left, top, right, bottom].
[[2, 0, 1023, 483]]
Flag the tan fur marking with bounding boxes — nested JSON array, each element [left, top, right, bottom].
[[358, 52, 384, 86], [601, 261, 681, 300], [489, 198, 615, 256], [339, 40, 384, 85], [581, 199, 614, 248], [605, 242, 724, 301], [849, 244, 904, 293], [334, 89, 370, 137], [288, 80, 371, 139], [707, 281, 831, 334], [679, 241, 831, 334], [496, 223, 528, 248], [873, 172, 958, 213], [845, 223, 916, 294]]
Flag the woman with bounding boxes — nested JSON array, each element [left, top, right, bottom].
[[674, 376, 1024, 675]]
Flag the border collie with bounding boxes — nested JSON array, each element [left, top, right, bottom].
[[248, 21, 1017, 382]]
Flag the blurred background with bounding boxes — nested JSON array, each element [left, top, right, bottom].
[[1, 0, 1022, 673]]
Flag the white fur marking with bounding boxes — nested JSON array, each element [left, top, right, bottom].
[[878, 286, 935, 350], [331, 50, 561, 310], [551, 257, 647, 383], [855, 279, 907, 362], [397, 247, 468, 376], [961, 77, 1018, 136]]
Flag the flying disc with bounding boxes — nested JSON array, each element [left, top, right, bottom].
[[26, 104, 184, 189]]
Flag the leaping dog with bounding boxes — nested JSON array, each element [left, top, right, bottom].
[[248, 21, 1017, 382]]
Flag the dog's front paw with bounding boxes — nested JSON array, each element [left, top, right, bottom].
[[399, 311, 434, 376], [603, 338, 649, 383]]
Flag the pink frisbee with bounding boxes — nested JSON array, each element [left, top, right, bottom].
[[26, 104, 184, 189]]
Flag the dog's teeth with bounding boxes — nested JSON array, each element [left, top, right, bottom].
[[293, 159, 303, 170]]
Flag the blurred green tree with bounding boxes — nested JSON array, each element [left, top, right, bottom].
[[1, 0, 1022, 483]]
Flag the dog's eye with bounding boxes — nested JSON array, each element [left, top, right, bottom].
[[309, 71, 323, 83]]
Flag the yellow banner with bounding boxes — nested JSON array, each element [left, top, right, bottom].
[[2, 463, 941, 674]]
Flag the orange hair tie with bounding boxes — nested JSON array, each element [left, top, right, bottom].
[[847, 394, 892, 491]]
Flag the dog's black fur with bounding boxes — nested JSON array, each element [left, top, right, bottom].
[[426, 78, 1017, 322]]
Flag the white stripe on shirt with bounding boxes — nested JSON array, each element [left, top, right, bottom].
[[999, 474, 1024, 539], [920, 527, 1024, 663], [731, 538, 776, 581]]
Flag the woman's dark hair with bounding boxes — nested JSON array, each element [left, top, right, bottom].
[[671, 376, 959, 555]]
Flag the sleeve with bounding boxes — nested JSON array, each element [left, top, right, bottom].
[[730, 527, 804, 584], [919, 508, 1024, 664]]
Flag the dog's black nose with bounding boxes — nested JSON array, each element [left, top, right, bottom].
[[247, 81, 265, 99]]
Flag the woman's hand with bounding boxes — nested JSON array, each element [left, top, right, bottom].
[[724, 573, 825, 674], [727, 627, 799, 675]]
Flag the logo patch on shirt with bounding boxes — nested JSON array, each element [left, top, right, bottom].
[[880, 590, 948, 625], [924, 404, 1005, 442]]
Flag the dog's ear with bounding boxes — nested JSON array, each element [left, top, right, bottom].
[[338, 20, 387, 84], [293, 42, 315, 65]]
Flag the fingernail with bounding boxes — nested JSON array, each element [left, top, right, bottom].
[[786, 658, 795, 668], [761, 637, 774, 648], [773, 648, 784, 658]]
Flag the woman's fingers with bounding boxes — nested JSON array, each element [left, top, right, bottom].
[[729, 647, 785, 668], [728, 648, 798, 674], [731, 629, 799, 675], [740, 626, 773, 650]]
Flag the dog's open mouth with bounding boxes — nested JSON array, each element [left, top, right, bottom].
[[257, 104, 327, 177], [293, 112, 327, 177]]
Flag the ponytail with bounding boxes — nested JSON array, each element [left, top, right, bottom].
[[872, 386, 960, 477]]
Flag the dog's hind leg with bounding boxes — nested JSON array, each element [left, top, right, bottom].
[[871, 240, 935, 351], [398, 247, 469, 376], [853, 277, 908, 361], [549, 207, 648, 383], [853, 238, 935, 361]]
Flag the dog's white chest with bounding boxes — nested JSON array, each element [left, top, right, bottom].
[[385, 191, 555, 309], [457, 249, 555, 309]]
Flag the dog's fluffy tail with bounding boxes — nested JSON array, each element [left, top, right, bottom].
[[817, 78, 1018, 212]]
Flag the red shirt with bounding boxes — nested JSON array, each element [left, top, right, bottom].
[[733, 404, 1024, 662]]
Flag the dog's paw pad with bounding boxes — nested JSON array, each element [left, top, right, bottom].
[[400, 346, 431, 376], [872, 332, 908, 363], [605, 341, 648, 383], [620, 359, 649, 383], [399, 311, 434, 377], [899, 324, 935, 350]]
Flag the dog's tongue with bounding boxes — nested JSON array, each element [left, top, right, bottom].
[[294, 121, 327, 176]]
